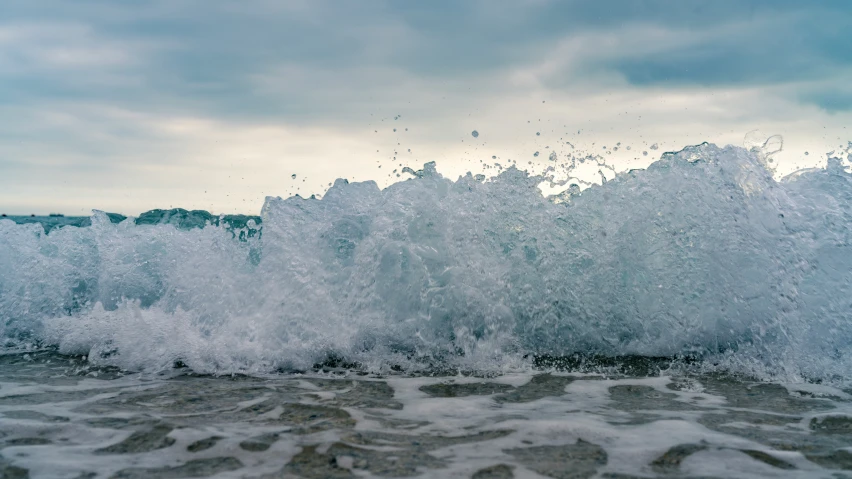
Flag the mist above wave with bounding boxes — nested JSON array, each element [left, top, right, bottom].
[[2, 143, 851, 383]]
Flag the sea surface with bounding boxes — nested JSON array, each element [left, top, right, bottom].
[[2, 351, 852, 478], [2, 142, 852, 477]]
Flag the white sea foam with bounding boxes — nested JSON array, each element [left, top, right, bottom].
[[1, 143, 852, 383]]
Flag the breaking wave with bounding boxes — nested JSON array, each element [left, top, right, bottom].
[[2, 143, 852, 383]]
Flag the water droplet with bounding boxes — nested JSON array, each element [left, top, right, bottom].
[[805, 151, 810, 156], [763, 135, 783, 156], [471, 130, 479, 138], [533, 151, 540, 157], [643, 151, 648, 156], [536, 132, 541, 136], [291, 174, 296, 179], [492, 155, 497, 159], [393, 128, 397, 132]]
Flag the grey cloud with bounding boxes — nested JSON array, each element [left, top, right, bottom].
[[801, 86, 852, 113], [3, 0, 850, 121], [609, 13, 852, 87]]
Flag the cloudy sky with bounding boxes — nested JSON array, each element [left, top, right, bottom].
[[1, 0, 850, 215]]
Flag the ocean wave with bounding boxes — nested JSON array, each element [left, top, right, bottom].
[[2, 143, 851, 383]]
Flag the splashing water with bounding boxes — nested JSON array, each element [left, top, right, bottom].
[[2, 143, 852, 383]]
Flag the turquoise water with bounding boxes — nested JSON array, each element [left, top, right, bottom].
[[2, 210, 261, 235]]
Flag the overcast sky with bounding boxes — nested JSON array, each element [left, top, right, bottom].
[[1, 0, 851, 215]]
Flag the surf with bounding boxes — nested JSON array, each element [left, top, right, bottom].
[[2, 143, 851, 384]]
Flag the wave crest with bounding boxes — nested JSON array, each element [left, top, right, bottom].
[[2, 143, 851, 382]]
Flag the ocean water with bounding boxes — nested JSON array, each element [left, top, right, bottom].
[[2, 142, 852, 477], [1, 352, 852, 478]]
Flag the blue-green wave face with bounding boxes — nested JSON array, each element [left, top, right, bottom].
[[2, 143, 852, 382]]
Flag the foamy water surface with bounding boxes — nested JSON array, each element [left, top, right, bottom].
[[2, 351, 852, 478]]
